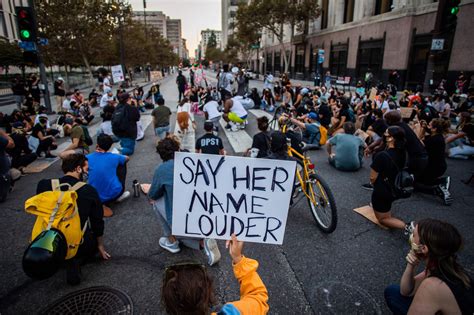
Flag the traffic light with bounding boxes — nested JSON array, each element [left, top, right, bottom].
[[441, 0, 461, 32], [15, 7, 37, 42]]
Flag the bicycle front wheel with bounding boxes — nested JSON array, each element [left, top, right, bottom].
[[306, 173, 337, 233]]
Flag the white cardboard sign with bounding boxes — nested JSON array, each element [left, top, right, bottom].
[[172, 152, 296, 245], [111, 65, 124, 83]]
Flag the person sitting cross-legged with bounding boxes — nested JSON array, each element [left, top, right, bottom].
[[327, 122, 366, 171], [87, 134, 130, 217]]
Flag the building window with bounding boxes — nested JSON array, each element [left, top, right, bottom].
[[321, 0, 328, 29], [295, 45, 305, 73], [357, 39, 384, 80], [266, 53, 273, 73], [330, 44, 348, 76], [0, 13, 6, 38], [344, 0, 355, 23], [274, 51, 281, 73], [406, 35, 432, 90], [374, 0, 393, 15]]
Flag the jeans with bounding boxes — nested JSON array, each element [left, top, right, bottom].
[[154, 125, 170, 139], [261, 99, 268, 110], [103, 163, 127, 205], [449, 144, 474, 159], [384, 284, 413, 315], [13, 95, 25, 109], [119, 137, 136, 156]]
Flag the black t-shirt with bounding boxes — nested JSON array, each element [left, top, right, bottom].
[[371, 118, 388, 137], [424, 134, 447, 171], [0, 136, 10, 175], [296, 104, 309, 117], [339, 108, 350, 121], [53, 81, 65, 96], [251, 131, 271, 158], [36, 176, 104, 237], [7, 133, 32, 159], [394, 122, 427, 158], [462, 123, 474, 145], [195, 133, 223, 155], [31, 123, 46, 139], [371, 148, 406, 194], [317, 104, 331, 127]]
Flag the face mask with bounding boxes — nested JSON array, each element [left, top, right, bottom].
[[456, 116, 461, 123], [80, 168, 89, 182], [64, 118, 73, 125]]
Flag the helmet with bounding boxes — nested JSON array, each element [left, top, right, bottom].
[[22, 229, 67, 279]]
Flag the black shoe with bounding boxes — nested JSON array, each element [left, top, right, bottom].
[[45, 153, 56, 159], [66, 260, 81, 286], [361, 183, 374, 191], [225, 124, 232, 130]]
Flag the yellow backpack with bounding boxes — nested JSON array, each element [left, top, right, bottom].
[[319, 125, 328, 145], [25, 180, 87, 260]]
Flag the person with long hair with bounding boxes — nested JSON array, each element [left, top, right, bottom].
[[369, 126, 413, 232], [385, 219, 473, 314], [161, 234, 269, 315], [247, 116, 271, 158], [415, 118, 452, 204], [174, 97, 196, 152]]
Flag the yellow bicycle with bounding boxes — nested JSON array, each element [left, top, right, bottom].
[[281, 123, 338, 233]]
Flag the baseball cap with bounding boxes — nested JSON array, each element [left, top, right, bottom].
[[301, 88, 309, 95], [308, 112, 318, 120], [104, 87, 112, 94], [204, 120, 214, 132]]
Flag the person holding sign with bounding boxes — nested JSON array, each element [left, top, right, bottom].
[[149, 137, 221, 265], [161, 234, 269, 315]]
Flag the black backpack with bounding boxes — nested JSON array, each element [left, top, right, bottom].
[[383, 152, 414, 199], [112, 104, 129, 136], [81, 126, 93, 146]]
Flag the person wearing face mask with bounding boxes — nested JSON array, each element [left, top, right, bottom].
[[31, 116, 57, 158], [369, 126, 414, 233], [60, 117, 90, 159], [385, 219, 474, 314], [35, 154, 110, 285]]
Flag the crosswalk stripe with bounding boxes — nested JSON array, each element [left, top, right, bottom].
[[248, 109, 279, 131], [219, 118, 252, 153]]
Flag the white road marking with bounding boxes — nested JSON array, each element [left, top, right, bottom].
[[248, 109, 279, 130], [219, 118, 252, 153]]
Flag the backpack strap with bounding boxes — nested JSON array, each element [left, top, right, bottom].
[[51, 179, 60, 191], [70, 182, 86, 192], [46, 189, 67, 230]]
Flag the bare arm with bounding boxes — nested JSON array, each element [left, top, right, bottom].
[[369, 168, 378, 185]]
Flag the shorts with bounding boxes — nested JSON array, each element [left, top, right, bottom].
[[228, 112, 247, 124], [371, 191, 395, 213]]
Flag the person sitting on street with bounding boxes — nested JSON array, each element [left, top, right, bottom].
[[60, 118, 90, 159], [36, 154, 110, 285], [100, 87, 116, 109], [327, 122, 366, 172], [384, 218, 473, 315], [7, 122, 37, 171], [113, 92, 140, 156], [247, 116, 271, 158], [151, 97, 172, 140], [87, 134, 130, 217], [287, 112, 321, 149], [0, 130, 15, 202], [31, 115, 57, 158], [148, 137, 221, 266], [195, 121, 225, 155], [202, 95, 222, 132], [222, 94, 248, 131], [161, 234, 269, 315]]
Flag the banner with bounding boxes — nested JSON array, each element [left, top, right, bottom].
[[111, 65, 124, 83], [172, 153, 296, 244]]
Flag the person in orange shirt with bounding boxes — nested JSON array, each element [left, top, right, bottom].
[[161, 234, 269, 315]]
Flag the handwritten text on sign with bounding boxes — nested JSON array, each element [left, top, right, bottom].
[[172, 153, 296, 244]]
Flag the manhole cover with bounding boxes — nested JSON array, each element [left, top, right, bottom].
[[40, 286, 133, 315]]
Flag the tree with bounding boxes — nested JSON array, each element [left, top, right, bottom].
[[236, 0, 320, 73], [207, 31, 217, 50], [0, 39, 24, 72]]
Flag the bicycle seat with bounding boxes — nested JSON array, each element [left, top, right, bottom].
[[302, 144, 321, 152]]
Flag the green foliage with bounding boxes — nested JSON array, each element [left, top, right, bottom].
[[0, 39, 24, 68], [207, 31, 217, 49]]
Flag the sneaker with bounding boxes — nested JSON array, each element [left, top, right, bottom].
[[361, 183, 374, 191], [268, 106, 275, 112], [225, 124, 232, 130], [159, 237, 180, 254], [203, 239, 221, 266], [437, 184, 453, 206], [117, 191, 131, 203], [231, 124, 240, 132], [404, 221, 415, 236]]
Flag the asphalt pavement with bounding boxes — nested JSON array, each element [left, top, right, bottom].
[[0, 71, 473, 314]]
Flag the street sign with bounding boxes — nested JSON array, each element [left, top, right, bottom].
[[250, 44, 260, 49], [19, 41, 37, 52], [431, 39, 444, 51], [38, 38, 48, 46]]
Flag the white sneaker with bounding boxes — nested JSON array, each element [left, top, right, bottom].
[[231, 124, 239, 132], [117, 191, 131, 203], [159, 237, 180, 254], [203, 239, 221, 266]]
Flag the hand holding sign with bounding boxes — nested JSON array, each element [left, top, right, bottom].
[[172, 153, 296, 245], [226, 234, 244, 264]]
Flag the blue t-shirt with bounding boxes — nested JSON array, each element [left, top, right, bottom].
[[87, 152, 127, 202], [328, 134, 365, 171], [304, 123, 321, 144]]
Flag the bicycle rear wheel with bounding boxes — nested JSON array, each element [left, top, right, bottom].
[[306, 173, 337, 233]]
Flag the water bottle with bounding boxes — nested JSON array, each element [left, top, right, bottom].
[[133, 180, 140, 198]]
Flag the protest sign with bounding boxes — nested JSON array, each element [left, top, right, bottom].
[[150, 71, 163, 81], [172, 152, 296, 245], [111, 65, 124, 83], [369, 87, 377, 101], [400, 107, 414, 119]]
